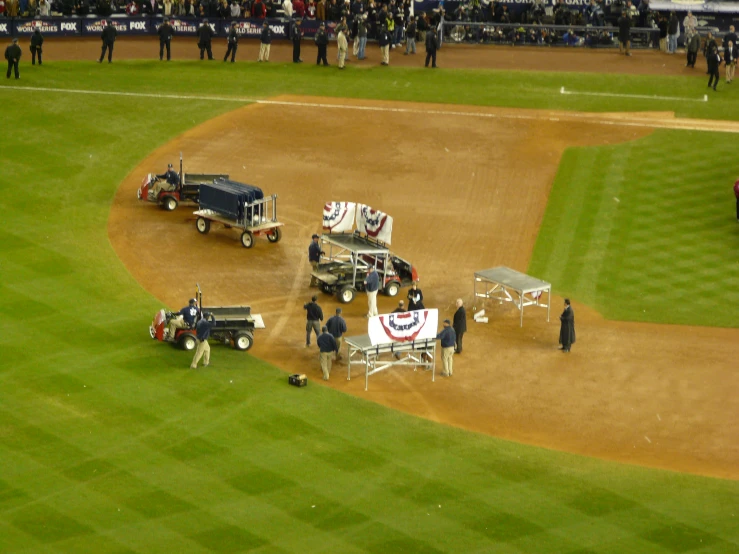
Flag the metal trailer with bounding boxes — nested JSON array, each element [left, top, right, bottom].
[[473, 266, 551, 327], [194, 180, 283, 248], [344, 334, 436, 391], [311, 231, 418, 304]]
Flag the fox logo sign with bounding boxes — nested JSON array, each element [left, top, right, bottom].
[[61, 22, 78, 31], [0, 23, 9, 33], [130, 21, 147, 31]]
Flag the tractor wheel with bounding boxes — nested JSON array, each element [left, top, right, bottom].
[[241, 231, 254, 249], [196, 217, 210, 234], [161, 195, 178, 211], [267, 227, 282, 243], [338, 285, 356, 304], [178, 333, 197, 351], [384, 281, 401, 297], [233, 332, 254, 351]]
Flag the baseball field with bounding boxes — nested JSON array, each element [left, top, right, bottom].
[[2, 38, 739, 553]]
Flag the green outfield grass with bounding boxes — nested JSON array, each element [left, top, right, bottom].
[[1, 63, 738, 553]]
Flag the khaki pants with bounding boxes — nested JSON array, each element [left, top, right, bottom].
[[367, 290, 378, 317], [319, 352, 333, 380], [353, 38, 359, 56], [149, 180, 174, 199], [338, 48, 347, 68], [381, 45, 389, 64], [258, 43, 271, 61], [659, 38, 666, 52], [619, 40, 630, 55], [441, 346, 454, 376], [191, 339, 210, 368], [167, 315, 188, 338], [334, 336, 344, 361], [310, 261, 319, 286]]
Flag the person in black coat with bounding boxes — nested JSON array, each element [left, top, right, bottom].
[[707, 40, 721, 91], [724, 39, 737, 83], [292, 19, 303, 63], [5, 38, 21, 79], [407, 281, 424, 311], [424, 25, 437, 68], [224, 21, 238, 62], [558, 298, 575, 352], [315, 22, 329, 66], [30, 29, 43, 66], [98, 20, 117, 63], [197, 19, 215, 60], [618, 11, 631, 56], [453, 298, 467, 354], [158, 18, 175, 61]]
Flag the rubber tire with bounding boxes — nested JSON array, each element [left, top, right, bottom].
[[161, 195, 178, 211], [196, 217, 210, 234], [384, 281, 400, 297], [241, 230, 254, 249], [233, 332, 254, 351], [267, 227, 282, 243], [338, 285, 356, 304], [178, 333, 197, 351]]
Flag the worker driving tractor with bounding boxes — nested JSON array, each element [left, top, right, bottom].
[[165, 298, 199, 340], [148, 163, 180, 200]]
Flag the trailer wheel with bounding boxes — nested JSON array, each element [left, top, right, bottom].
[[161, 195, 178, 211], [241, 231, 254, 249], [384, 281, 401, 297], [233, 332, 254, 351], [196, 217, 210, 234], [338, 285, 356, 304], [178, 333, 197, 351], [267, 227, 282, 243]]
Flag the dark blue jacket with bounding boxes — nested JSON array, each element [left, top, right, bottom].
[[309, 241, 322, 263], [317, 332, 338, 353], [379, 30, 391, 47], [157, 169, 179, 186], [326, 315, 347, 338], [196, 316, 215, 341], [261, 27, 273, 44], [304, 301, 323, 321], [436, 326, 456, 348], [364, 270, 380, 292], [179, 305, 199, 327]]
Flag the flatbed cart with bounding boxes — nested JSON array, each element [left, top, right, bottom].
[[194, 179, 284, 248]]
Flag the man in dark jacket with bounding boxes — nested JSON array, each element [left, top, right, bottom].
[[308, 234, 324, 285], [315, 22, 329, 65], [436, 319, 456, 376], [304, 295, 324, 347], [292, 19, 303, 62], [686, 31, 700, 68], [618, 11, 631, 56], [197, 19, 215, 60], [378, 24, 391, 65], [404, 15, 416, 55], [317, 326, 338, 380], [149, 162, 180, 200], [326, 308, 347, 361], [30, 29, 43, 66], [99, 20, 117, 63], [258, 20, 272, 61], [424, 27, 437, 68], [224, 21, 238, 62], [558, 298, 575, 352], [5, 38, 21, 79], [667, 11, 678, 53], [191, 312, 215, 369], [158, 17, 175, 61], [453, 298, 467, 354], [707, 39, 721, 91]]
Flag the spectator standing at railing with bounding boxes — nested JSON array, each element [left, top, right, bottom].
[[38, 0, 50, 14], [163, 0, 171, 14], [667, 11, 678, 54], [618, 10, 631, 56], [229, 0, 239, 17], [683, 10, 697, 40], [306, 0, 315, 18], [328, 0, 339, 20], [280, 0, 290, 17], [293, 0, 304, 18], [637, 0, 649, 27], [404, 15, 416, 55], [253, 0, 265, 17], [316, 0, 325, 20], [367, 0, 377, 37], [0, 0, 5, 17]]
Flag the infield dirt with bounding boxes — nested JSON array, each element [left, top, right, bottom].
[[106, 90, 739, 481]]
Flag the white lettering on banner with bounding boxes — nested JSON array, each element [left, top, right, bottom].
[[0, 24, 7, 33], [61, 22, 78, 31], [130, 21, 146, 30]]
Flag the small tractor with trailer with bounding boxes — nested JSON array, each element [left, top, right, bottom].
[[311, 231, 419, 304], [149, 285, 265, 351], [194, 179, 283, 248], [136, 155, 229, 212]]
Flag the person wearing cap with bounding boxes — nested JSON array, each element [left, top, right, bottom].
[[453, 298, 467, 354], [424, 23, 438, 68], [337, 24, 348, 69], [392, 300, 405, 313], [378, 24, 391, 66], [98, 20, 117, 64], [258, 21, 272, 62], [224, 21, 239, 63], [191, 311, 215, 369], [5, 38, 21, 80], [197, 19, 215, 60], [167, 298, 199, 340], [303, 295, 324, 347], [149, 162, 180, 200], [363, 265, 380, 317], [316, 326, 338, 380], [308, 234, 324, 286], [30, 29, 44, 66], [292, 19, 303, 63], [326, 308, 347, 361], [435, 319, 456, 377], [315, 22, 329, 66], [158, 17, 175, 61], [558, 298, 575, 353]]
